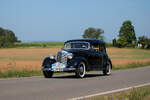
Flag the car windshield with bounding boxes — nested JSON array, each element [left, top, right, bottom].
[[64, 42, 90, 49]]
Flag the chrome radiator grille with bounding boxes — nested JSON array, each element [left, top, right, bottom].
[[57, 51, 68, 65]]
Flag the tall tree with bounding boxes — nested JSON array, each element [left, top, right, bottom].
[[119, 20, 136, 44], [82, 27, 104, 40]]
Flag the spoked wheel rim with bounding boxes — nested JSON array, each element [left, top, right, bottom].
[[106, 62, 111, 75], [103, 61, 111, 75], [79, 64, 84, 76], [77, 62, 86, 78]]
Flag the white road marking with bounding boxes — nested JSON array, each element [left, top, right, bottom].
[[69, 82, 150, 100]]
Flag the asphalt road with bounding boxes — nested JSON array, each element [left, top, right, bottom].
[[0, 66, 150, 100]]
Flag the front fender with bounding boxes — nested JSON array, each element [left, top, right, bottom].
[[42, 57, 56, 68], [68, 57, 88, 69]]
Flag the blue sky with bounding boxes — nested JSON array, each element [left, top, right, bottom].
[[0, 0, 150, 42]]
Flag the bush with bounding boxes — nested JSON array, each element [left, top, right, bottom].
[[138, 36, 150, 49], [126, 43, 137, 48]]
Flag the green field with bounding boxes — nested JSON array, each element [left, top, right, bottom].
[[14, 42, 64, 48], [12, 42, 113, 48]]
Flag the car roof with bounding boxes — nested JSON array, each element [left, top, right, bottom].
[[65, 38, 104, 45]]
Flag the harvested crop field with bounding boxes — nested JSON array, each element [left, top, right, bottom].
[[0, 47, 150, 72]]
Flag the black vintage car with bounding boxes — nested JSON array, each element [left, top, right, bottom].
[[42, 39, 112, 78]]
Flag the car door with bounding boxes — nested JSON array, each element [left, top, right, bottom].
[[89, 43, 103, 68], [88, 48, 97, 68], [95, 44, 103, 68], [101, 44, 108, 68], [98, 47, 104, 67]]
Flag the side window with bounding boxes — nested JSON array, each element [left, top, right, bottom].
[[65, 43, 71, 49], [91, 44, 100, 52], [101, 45, 106, 53]]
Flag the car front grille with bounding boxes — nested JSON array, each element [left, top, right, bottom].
[[57, 51, 68, 65]]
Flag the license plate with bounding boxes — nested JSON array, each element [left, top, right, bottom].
[[52, 62, 65, 71], [52, 62, 65, 68]]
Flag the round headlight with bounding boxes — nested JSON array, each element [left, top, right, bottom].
[[67, 53, 73, 59], [49, 54, 55, 59]]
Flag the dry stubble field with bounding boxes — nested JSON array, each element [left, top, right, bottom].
[[0, 47, 150, 72]]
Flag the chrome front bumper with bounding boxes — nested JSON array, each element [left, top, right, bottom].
[[42, 67, 75, 72], [42, 62, 75, 72]]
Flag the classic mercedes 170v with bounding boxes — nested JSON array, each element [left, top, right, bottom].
[[42, 39, 112, 78]]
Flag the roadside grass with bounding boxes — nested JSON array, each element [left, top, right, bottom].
[[0, 56, 43, 61], [0, 62, 150, 78], [86, 85, 150, 100], [112, 62, 150, 70], [0, 69, 42, 78]]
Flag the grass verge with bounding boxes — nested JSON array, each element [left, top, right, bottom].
[[86, 85, 150, 100], [112, 62, 150, 70], [0, 62, 150, 78], [0, 69, 42, 78]]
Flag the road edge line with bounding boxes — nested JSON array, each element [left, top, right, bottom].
[[69, 82, 150, 100]]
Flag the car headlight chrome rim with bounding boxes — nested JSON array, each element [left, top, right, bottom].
[[49, 54, 55, 59], [67, 53, 73, 59]]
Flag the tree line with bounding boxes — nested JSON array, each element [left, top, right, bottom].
[[0, 20, 150, 49], [82, 20, 150, 49], [0, 27, 20, 48]]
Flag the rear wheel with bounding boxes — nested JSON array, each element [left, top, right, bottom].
[[43, 71, 53, 78], [75, 61, 86, 78], [103, 61, 111, 75]]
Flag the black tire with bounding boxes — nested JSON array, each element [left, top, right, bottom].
[[75, 61, 86, 78], [103, 61, 111, 75], [43, 71, 53, 78]]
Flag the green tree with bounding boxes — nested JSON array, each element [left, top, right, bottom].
[[118, 20, 136, 46], [82, 27, 104, 40], [0, 27, 20, 48]]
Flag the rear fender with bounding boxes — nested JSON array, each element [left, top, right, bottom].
[[103, 58, 112, 69]]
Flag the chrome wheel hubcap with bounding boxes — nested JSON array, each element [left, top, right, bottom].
[[107, 63, 111, 74]]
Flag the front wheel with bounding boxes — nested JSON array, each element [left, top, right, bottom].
[[103, 61, 111, 75], [75, 61, 86, 78], [43, 71, 53, 78]]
